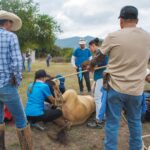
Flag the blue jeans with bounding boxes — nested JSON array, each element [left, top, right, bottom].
[[0, 84, 27, 128], [104, 87, 142, 150], [28, 63, 31, 72], [94, 79, 103, 120]]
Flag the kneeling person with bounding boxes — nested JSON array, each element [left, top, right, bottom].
[[25, 70, 62, 124]]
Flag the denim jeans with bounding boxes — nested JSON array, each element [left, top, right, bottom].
[[0, 84, 27, 128], [104, 87, 142, 150], [28, 62, 31, 72], [94, 79, 103, 120]]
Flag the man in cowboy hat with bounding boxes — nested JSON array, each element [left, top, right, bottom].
[[96, 6, 150, 150], [71, 38, 92, 95], [0, 10, 33, 150]]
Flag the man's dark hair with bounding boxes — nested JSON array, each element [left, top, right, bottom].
[[89, 38, 102, 46], [89, 40, 95, 46], [0, 19, 10, 26]]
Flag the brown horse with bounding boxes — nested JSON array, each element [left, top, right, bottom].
[[61, 89, 95, 126], [46, 79, 95, 126], [47, 80, 95, 144]]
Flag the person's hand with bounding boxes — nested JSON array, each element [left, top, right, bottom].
[[146, 74, 150, 83], [87, 65, 94, 72], [81, 61, 90, 70]]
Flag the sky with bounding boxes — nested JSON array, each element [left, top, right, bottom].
[[34, 0, 150, 39]]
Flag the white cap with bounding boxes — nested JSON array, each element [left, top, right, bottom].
[[79, 38, 86, 45]]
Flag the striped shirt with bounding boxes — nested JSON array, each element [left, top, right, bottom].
[[0, 28, 22, 87]]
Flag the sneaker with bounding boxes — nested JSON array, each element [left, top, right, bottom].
[[87, 121, 104, 129], [30, 123, 45, 131], [80, 91, 84, 95], [87, 91, 91, 95]]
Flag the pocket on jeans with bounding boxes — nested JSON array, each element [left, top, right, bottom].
[[3, 86, 18, 102], [107, 88, 121, 104]]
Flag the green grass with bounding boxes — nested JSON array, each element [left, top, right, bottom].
[[19, 60, 86, 105]]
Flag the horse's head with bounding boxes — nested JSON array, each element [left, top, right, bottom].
[[46, 78, 64, 108], [46, 78, 59, 92]]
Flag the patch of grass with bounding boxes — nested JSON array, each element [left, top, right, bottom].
[[19, 60, 93, 105]]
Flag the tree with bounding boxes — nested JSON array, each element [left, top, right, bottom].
[[61, 48, 73, 62], [51, 45, 62, 57], [34, 14, 61, 54], [0, 0, 61, 54]]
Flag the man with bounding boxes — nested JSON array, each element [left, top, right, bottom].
[[98, 6, 150, 150], [0, 10, 33, 149], [22, 53, 26, 71], [26, 51, 32, 72], [71, 38, 92, 94], [46, 53, 52, 67], [87, 38, 108, 128]]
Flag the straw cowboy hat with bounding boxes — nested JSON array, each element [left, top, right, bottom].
[[0, 10, 22, 31]]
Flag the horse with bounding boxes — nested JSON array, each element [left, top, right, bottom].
[[46, 78, 95, 127], [61, 89, 95, 126], [46, 79, 95, 144]]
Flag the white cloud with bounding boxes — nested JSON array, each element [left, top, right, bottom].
[[34, 0, 150, 38]]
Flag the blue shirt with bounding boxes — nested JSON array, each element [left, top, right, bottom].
[[94, 55, 109, 81], [25, 82, 52, 116], [73, 48, 92, 67], [0, 28, 23, 87]]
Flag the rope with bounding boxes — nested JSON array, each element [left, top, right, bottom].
[[121, 112, 150, 150], [52, 65, 107, 81], [52, 81, 64, 109]]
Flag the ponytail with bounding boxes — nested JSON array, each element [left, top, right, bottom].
[[29, 77, 36, 93]]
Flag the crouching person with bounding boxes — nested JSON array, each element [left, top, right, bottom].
[[25, 70, 62, 126], [0, 10, 33, 150]]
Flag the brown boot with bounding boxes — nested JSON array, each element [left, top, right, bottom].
[[0, 123, 5, 150], [16, 125, 33, 150]]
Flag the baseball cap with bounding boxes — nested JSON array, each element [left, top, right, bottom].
[[118, 6, 138, 19]]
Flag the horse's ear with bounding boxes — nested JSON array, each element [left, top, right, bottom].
[[50, 74, 56, 79]]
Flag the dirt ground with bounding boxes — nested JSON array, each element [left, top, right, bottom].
[[5, 117, 150, 150], [4, 61, 150, 150]]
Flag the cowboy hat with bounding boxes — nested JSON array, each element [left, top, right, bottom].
[[79, 38, 86, 45], [0, 10, 22, 31]]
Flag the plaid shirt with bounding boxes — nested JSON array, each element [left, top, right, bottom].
[[0, 28, 23, 87]]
